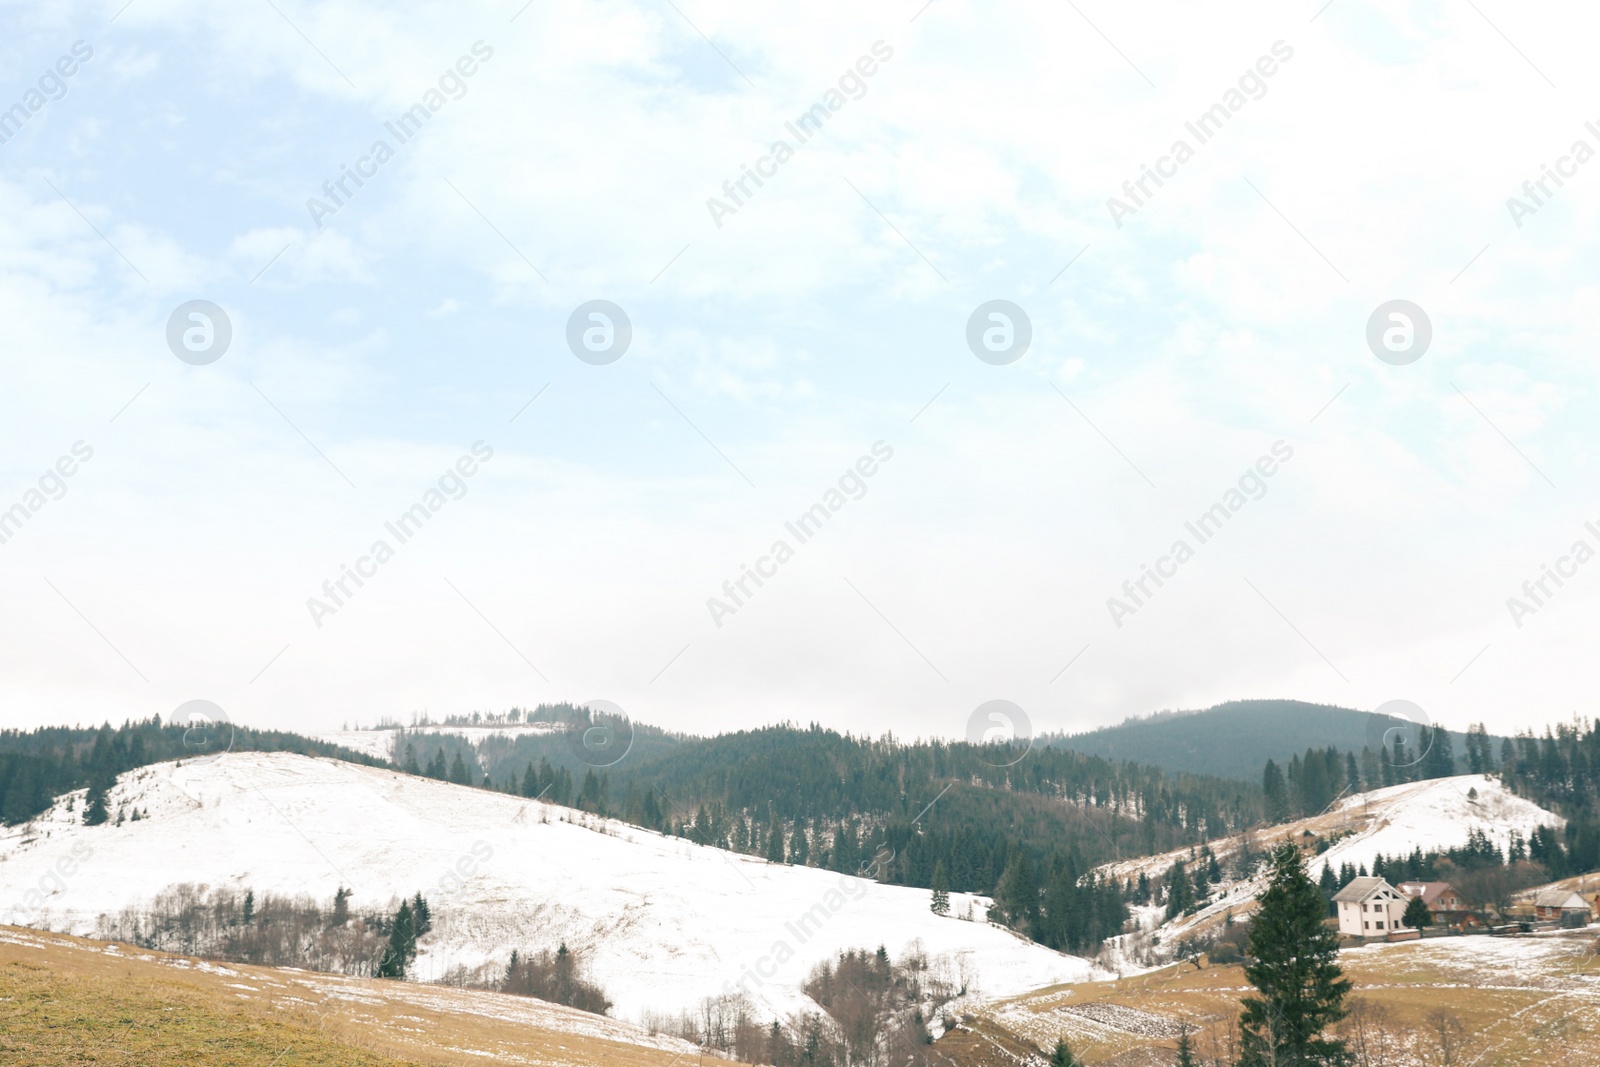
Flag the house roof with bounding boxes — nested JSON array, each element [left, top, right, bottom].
[[1397, 881, 1459, 907], [1333, 876, 1396, 903], [1531, 888, 1589, 910]]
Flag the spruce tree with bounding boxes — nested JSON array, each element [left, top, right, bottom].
[[1402, 894, 1432, 929], [766, 823, 786, 864], [331, 886, 351, 927], [1239, 845, 1353, 1067], [83, 777, 110, 826], [1175, 1023, 1197, 1067], [449, 751, 471, 786], [1164, 860, 1192, 920], [412, 892, 432, 935], [1048, 1036, 1078, 1067], [378, 901, 416, 979], [1263, 760, 1290, 823], [242, 890, 255, 925], [931, 859, 951, 915], [789, 823, 810, 866]]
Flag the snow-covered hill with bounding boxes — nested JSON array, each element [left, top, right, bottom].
[[1095, 773, 1565, 965], [0, 752, 1104, 1023]]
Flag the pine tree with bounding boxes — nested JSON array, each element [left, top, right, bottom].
[[1239, 845, 1353, 1067], [931, 859, 951, 915], [1319, 864, 1339, 916], [83, 777, 110, 826], [789, 822, 810, 866], [1048, 1036, 1078, 1067], [378, 901, 416, 979], [1402, 894, 1432, 929], [242, 890, 255, 925], [766, 823, 786, 864], [1175, 1023, 1197, 1067], [402, 744, 420, 776], [1263, 760, 1290, 823], [331, 886, 351, 927], [1164, 860, 1192, 920], [412, 892, 432, 936], [449, 751, 471, 786]]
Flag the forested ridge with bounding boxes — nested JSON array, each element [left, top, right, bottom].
[[0, 719, 386, 826], [7, 702, 1599, 960]]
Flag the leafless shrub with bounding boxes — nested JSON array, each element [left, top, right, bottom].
[[1338, 997, 1399, 1067], [1426, 1008, 1467, 1067]]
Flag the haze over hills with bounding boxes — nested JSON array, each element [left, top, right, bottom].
[[1055, 699, 1506, 782]]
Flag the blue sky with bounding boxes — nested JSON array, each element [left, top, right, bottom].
[[1, 0, 1596, 743]]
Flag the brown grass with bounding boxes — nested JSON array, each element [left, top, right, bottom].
[[943, 930, 1600, 1067], [0, 925, 725, 1067]]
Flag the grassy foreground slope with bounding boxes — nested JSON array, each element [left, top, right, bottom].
[[0, 926, 709, 1067], [942, 931, 1600, 1067]]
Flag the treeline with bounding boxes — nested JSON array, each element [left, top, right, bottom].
[[603, 723, 1256, 885], [0, 718, 387, 826], [1261, 723, 1466, 822], [95, 884, 393, 975]]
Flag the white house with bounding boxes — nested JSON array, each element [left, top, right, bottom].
[[1333, 876, 1411, 938]]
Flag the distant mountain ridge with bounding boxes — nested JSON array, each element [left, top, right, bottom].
[[1053, 699, 1502, 782]]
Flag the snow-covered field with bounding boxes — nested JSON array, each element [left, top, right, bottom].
[[0, 752, 1104, 1024]]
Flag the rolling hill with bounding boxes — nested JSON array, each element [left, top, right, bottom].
[[1056, 699, 1499, 781], [0, 752, 1105, 1026]]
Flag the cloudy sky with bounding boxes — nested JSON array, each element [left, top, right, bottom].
[[1, 0, 1596, 743]]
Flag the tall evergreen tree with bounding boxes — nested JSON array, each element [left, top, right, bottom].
[[930, 859, 950, 915], [378, 900, 416, 979], [1239, 845, 1353, 1067], [331, 886, 351, 927], [1263, 760, 1290, 823], [1175, 1023, 1197, 1067], [1402, 895, 1432, 929], [789, 822, 810, 866], [766, 823, 786, 864], [1164, 860, 1192, 920]]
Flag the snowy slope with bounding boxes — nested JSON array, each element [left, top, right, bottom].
[[0, 752, 1104, 1023], [1305, 774, 1561, 882], [1092, 774, 1564, 967]]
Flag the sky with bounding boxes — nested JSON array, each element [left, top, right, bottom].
[[1, 0, 1597, 745]]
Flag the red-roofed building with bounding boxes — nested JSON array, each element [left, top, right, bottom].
[[1396, 881, 1472, 926]]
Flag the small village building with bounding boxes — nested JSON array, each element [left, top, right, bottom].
[[1333, 877, 1411, 938], [1396, 881, 1471, 925], [1530, 888, 1592, 924]]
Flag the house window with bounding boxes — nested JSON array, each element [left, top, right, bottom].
[[1376, 921, 1385, 929]]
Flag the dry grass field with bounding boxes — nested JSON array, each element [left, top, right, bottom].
[[0, 925, 717, 1067], [939, 930, 1600, 1067]]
